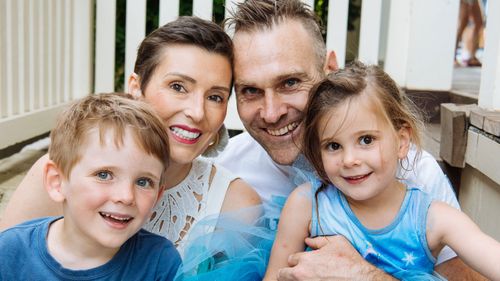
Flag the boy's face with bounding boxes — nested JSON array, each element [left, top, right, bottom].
[[58, 128, 164, 250]]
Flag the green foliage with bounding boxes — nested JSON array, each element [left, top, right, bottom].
[[113, 0, 361, 91]]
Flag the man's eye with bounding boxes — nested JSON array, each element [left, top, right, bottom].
[[136, 177, 154, 189], [284, 78, 299, 88], [359, 135, 373, 145], [241, 87, 260, 95], [96, 171, 112, 181], [327, 142, 341, 151]]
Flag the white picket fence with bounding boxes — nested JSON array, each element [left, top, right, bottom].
[[2, 0, 499, 150]]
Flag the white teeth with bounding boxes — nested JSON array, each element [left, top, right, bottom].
[[101, 213, 132, 221], [267, 122, 299, 136], [170, 127, 200, 140]]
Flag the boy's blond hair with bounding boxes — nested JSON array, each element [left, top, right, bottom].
[[49, 93, 170, 185]]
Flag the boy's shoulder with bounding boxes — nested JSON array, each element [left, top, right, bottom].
[[0, 216, 56, 238], [125, 229, 182, 278]]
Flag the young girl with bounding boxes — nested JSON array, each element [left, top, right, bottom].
[[264, 61, 500, 280]]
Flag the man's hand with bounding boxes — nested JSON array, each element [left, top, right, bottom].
[[276, 235, 394, 281]]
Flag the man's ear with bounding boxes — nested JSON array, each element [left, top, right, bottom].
[[44, 161, 66, 203], [397, 126, 412, 159], [127, 73, 142, 98], [324, 50, 339, 74]]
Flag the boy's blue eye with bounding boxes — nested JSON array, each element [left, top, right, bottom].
[[359, 135, 374, 145], [136, 177, 154, 189], [96, 171, 112, 180]]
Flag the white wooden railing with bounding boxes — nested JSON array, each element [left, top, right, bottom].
[[1, 0, 499, 150]]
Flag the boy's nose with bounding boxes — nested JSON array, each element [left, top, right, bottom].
[[112, 183, 135, 205]]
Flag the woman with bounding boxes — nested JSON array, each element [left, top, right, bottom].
[[0, 17, 267, 264]]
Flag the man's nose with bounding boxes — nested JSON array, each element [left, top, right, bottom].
[[260, 91, 286, 124]]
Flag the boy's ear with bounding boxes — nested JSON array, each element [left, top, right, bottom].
[[324, 50, 339, 74], [44, 161, 66, 203], [127, 73, 142, 98], [397, 126, 411, 159]]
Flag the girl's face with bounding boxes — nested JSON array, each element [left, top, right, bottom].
[[318, 96, 410, 203], [131, 44, 232, 165]]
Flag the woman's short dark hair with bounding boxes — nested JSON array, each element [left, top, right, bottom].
[[134, 16, 233, 92]]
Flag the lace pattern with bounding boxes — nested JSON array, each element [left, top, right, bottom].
[[143, 158, 212, 250]]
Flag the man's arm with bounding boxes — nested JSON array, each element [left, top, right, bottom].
[[277, 235, 396, 281], [435, 257, 487, 281]]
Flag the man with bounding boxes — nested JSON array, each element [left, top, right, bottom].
[[217, 0, 485, 280]]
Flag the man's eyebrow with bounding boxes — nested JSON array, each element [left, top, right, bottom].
[[234, 71, 309, 88], [274, 71, 309, 82]]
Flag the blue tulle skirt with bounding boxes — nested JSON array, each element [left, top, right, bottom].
[[174, 204, 278, 281]]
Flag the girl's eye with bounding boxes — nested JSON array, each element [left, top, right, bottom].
[[327, 142, 341, 151], [359, 135, 374, 145], [96, 171, 112, 181], [208, 95, 224, 103], [170, 83, 186, 93], [136, 177, 154, 189]]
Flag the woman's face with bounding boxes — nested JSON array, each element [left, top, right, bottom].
[[133, 44, 232, 165]]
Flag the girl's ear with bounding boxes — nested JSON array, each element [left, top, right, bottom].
[[44, 161, 66, 203], [127, 73, 142, 98], [397, 126, 411, 159]]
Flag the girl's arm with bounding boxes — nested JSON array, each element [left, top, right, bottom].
[[0, 154, 62, 231], [426, 201, 500, 281], [263, 183, 313, 281]]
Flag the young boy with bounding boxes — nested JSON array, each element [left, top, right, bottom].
[[0, 93, 181, 280]]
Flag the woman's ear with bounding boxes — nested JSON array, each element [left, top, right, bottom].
[[44, 161, 66, 203], [127, 73, 142, 98], [397, 126, 411, 159]]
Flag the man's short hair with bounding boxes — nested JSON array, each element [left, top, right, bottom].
[[225, 0, 326, 71], [49, 93, 170, 185]]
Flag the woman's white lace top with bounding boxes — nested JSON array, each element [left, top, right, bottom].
[[143, 157, 235, 254]]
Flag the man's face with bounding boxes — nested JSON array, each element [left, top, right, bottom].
[[233, 20, 325, 165]]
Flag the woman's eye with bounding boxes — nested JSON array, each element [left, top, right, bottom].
[[136, 177, 154, 189], [170, 83, 186, 93], [359, 135, 373, 145], [96, 171, 112, 181], [327, 142, 341, 151], [208, 95, 224, 103]]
